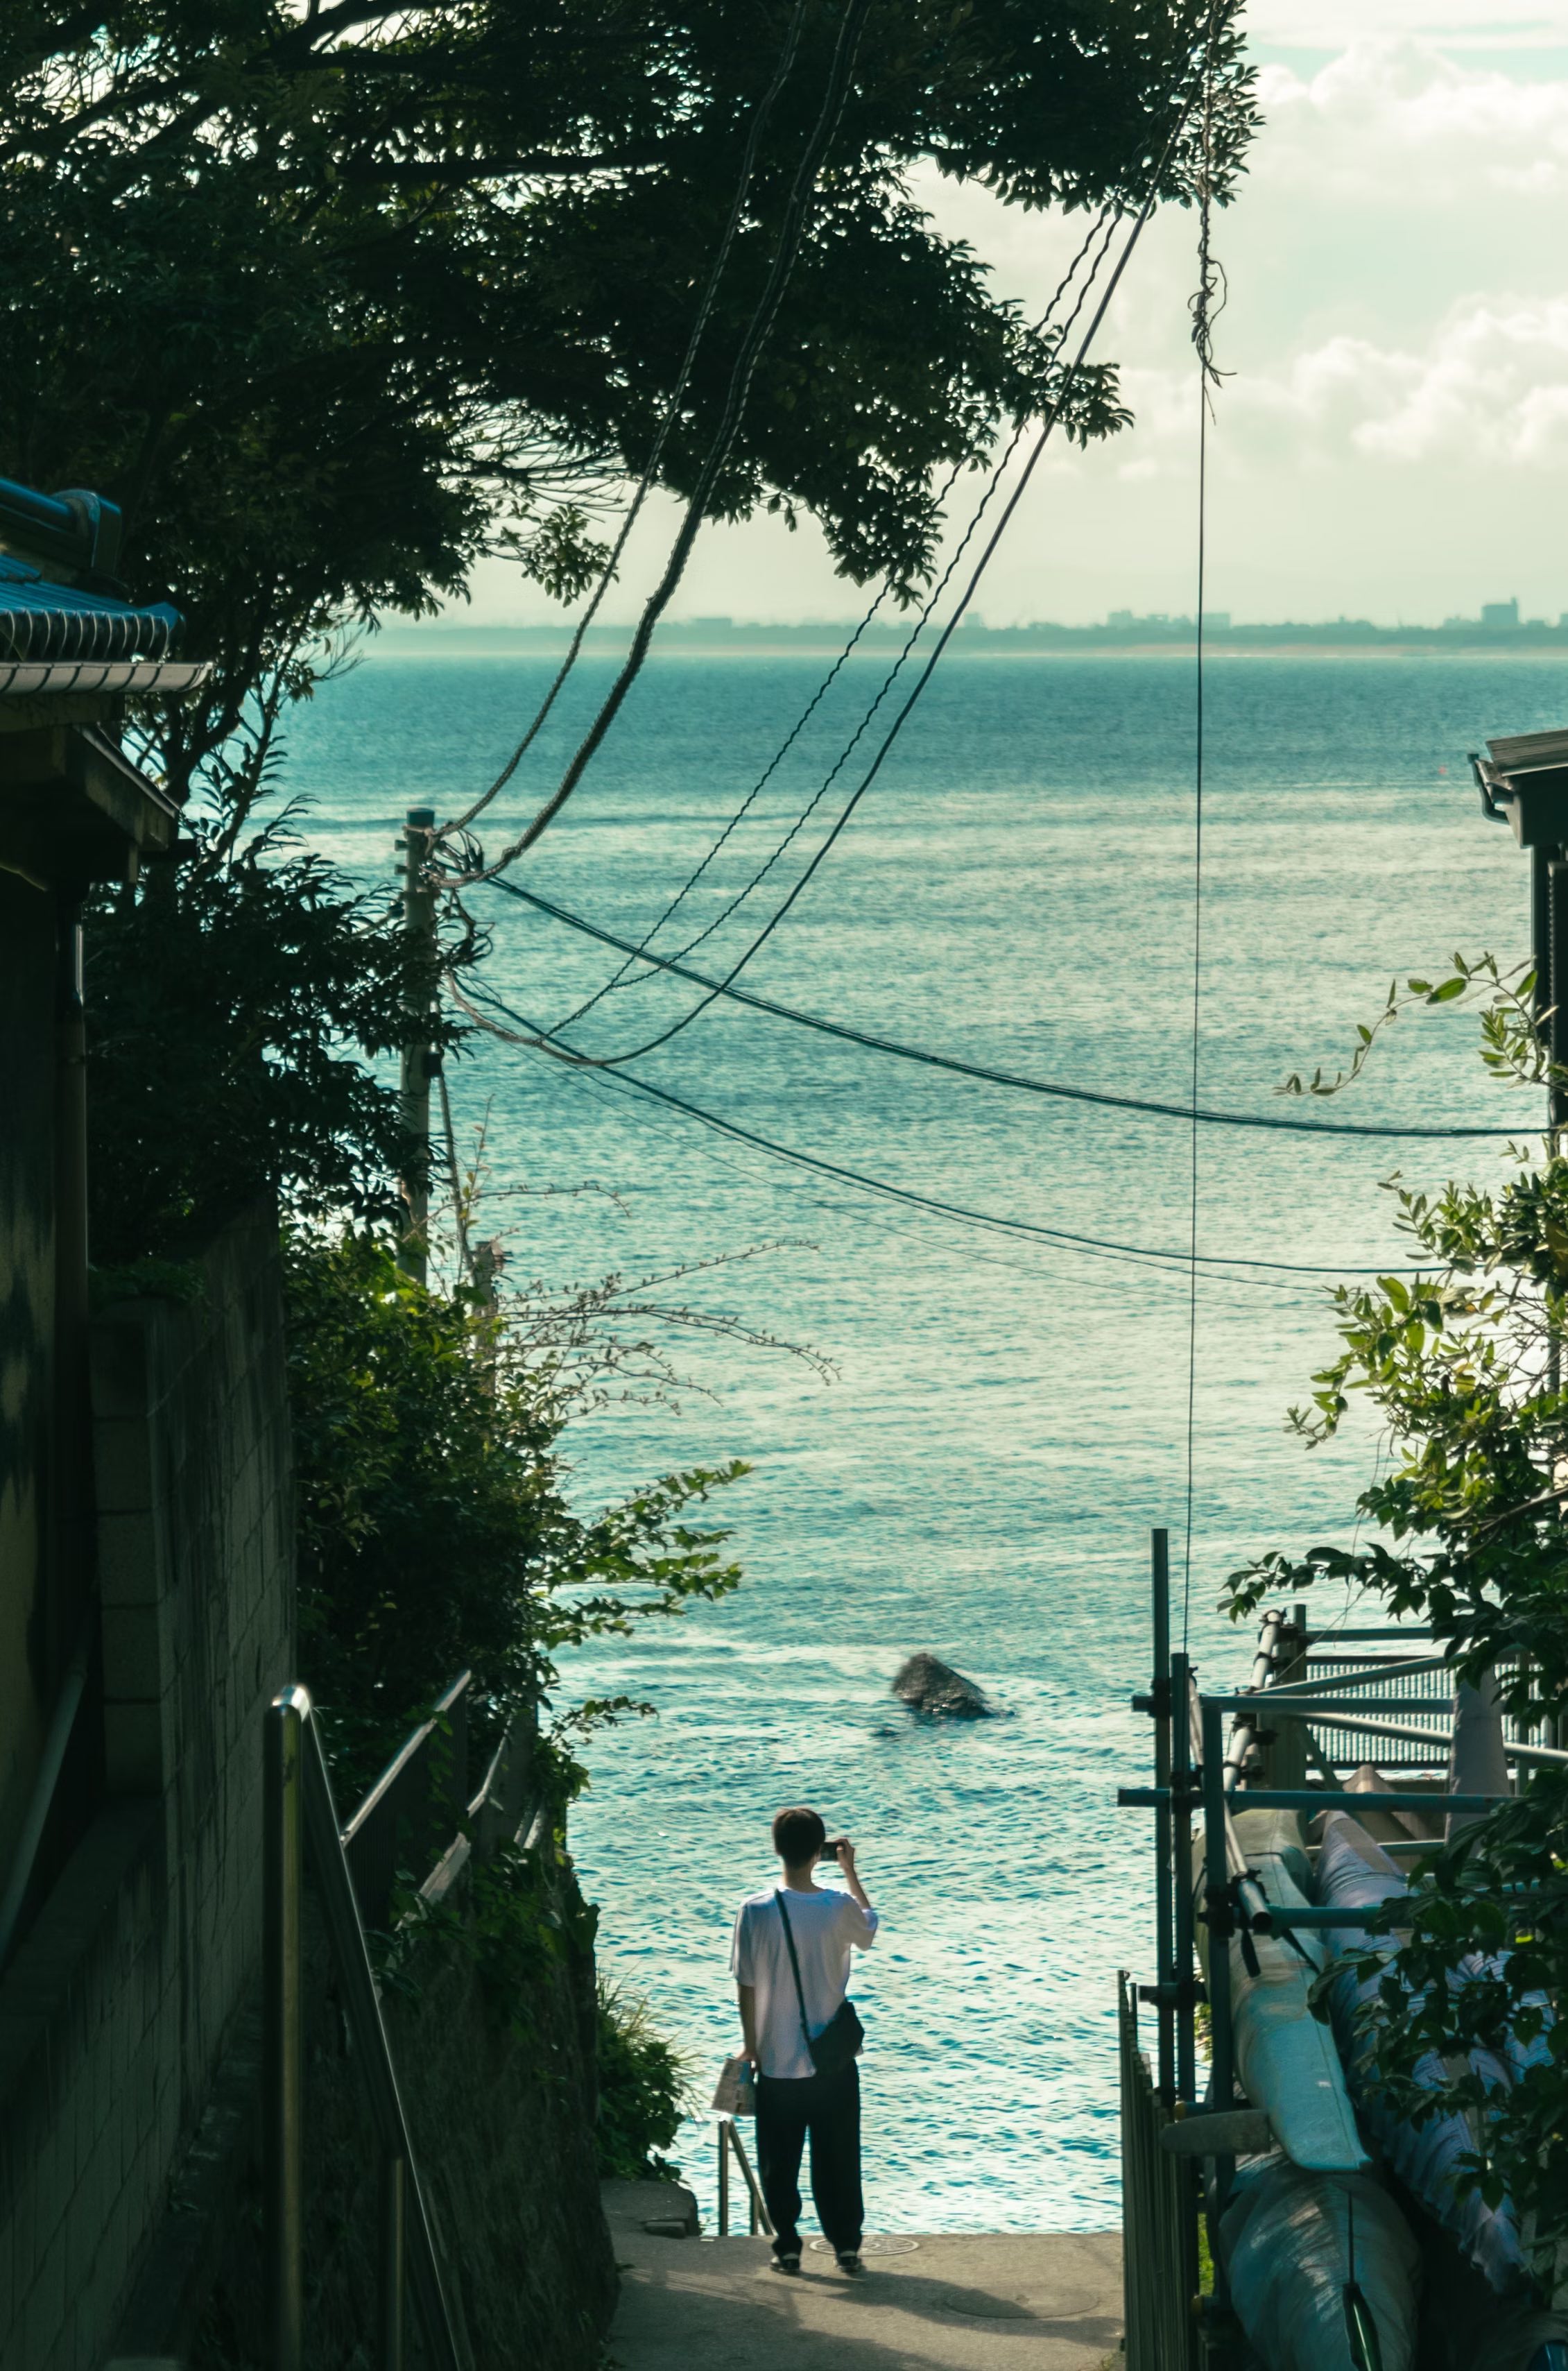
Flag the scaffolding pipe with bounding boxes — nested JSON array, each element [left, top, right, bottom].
[[1200, 1697, 1237, 2306], [1261, 1654, 1447, 1701], [1255, 1706, 1568, 1767], [1171, 1652, 1197, 2107], [1119, 1787, 1506, 1816]]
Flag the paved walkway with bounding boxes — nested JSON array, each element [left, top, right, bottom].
[[601, 2183, 1123, 2370]]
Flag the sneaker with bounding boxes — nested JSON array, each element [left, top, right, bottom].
[[770, 2249, 801, 2275], [836, 2252, 865, 2277]]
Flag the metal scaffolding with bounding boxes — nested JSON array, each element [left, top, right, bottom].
[[1114, 1527, 1565, 2369]]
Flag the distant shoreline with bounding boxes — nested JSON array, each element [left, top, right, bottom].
[[370, 620, 1568, 662]]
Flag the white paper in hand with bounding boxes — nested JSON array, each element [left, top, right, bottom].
[[710, 2055, 757, 2116]]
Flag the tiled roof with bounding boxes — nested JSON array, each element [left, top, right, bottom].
[[0, 555, 182, 665]]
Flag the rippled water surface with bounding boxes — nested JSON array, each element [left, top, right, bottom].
[[290, 648, 1561, 2232]]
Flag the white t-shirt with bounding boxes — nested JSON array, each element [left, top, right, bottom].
[[730, 1884, 879, 2080]]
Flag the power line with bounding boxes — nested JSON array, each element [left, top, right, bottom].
[[508, 186, 1169, 1072], [607, 207, 1127, 990], [483, 878, 1521, 1141], [486, 961, 1339, 1313], [531, 1045, 1337, 1306], [545, 200, 1122, 1036], [512, 35, 1224, 1043], [455, 974, 1431, 1281]]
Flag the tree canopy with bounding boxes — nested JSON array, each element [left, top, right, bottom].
[[2, 0, 1253, 797]]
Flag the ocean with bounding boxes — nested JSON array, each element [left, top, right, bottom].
[[291, 647, 1560, 2234]]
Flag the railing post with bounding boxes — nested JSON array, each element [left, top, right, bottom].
[[1151, 1529, 1175, 2101], [717, 2120, 730, 2236], [380, 2155, 407, 2371], [264, 1688, 307, 2371], [726, 2118, 773, 2240]]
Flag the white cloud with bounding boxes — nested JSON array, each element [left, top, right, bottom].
[[1105, 298, 1568, 476], [1253, 39, 1568, 203], [463, 18, 1568, 624], [1350, 300, 1568, 461], [1250, 1, 1568, 46]]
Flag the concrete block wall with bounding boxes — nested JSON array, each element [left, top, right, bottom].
[[0, 1206, 294, 2371]]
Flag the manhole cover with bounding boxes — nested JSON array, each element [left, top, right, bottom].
[[807, 2236, 921, 2257]]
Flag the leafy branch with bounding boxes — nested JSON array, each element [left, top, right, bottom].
[[1278, 953, 1539, 1099]]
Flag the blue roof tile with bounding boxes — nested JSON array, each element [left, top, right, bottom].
[[0, 555, 182, 665]]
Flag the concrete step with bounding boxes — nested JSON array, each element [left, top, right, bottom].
[[602, 2184, 1122, 2369]]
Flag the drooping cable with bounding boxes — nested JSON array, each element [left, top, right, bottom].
[[542, 1044, 1338, 1311], [445, 0, 873, 887], [486, 877, 1519, 1140], [453, 972, 1431, 1281], [544, 205, 1123, 1036], [441, 0, 811, 845]]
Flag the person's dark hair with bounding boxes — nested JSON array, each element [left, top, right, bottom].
[[772, 1806, 826, 1867]]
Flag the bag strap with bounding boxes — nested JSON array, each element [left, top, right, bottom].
[[775, 1890, 813, 2052]]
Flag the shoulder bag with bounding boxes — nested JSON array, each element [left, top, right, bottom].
[[775, 1890, 864, 2078]]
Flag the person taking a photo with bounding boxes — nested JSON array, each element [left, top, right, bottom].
[[730, 1806, 879, 2276]]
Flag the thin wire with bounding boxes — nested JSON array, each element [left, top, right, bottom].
[[454, 973, 1432, 1280], [545, 203, 1121, 1035], [1183, 8, 1227, 1654], [484, 876, 1522, 1140], [449, 0, 873, 887], [441, 0, 811, 844]]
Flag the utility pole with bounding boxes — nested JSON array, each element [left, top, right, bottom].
[[397, 806, 437, 1285]]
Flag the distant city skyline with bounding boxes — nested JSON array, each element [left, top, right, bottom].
[[456, 6, 1568, 634], [389, 593, 1568, 646]]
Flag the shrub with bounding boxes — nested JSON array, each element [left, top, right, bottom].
[[283, 1226, 746, 1794], [595, 1981, 689, 2183]]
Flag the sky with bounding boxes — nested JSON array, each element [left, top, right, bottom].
[[458, 5, 1568, 630]]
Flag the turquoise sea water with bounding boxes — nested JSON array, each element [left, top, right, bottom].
[[290, 649, 1563, 2234]]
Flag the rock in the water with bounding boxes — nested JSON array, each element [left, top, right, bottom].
[[893, 1653, 994, 1719]]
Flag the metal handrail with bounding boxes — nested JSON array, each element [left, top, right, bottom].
[[264, 1684, 463, 2371], [714, 2115, 773, 2238], [341, 1670, 472, 1934]]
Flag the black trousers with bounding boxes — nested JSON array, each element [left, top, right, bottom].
[[755, 2062, 863, 2257]]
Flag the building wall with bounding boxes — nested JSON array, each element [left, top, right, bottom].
[[0, 1206, 294, 2371], [0, 869, 58, 1880]]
